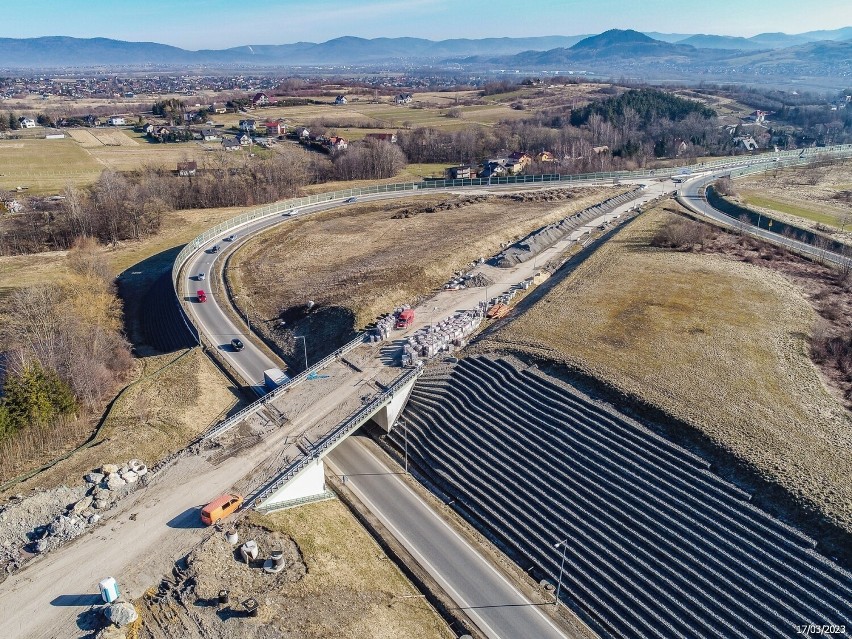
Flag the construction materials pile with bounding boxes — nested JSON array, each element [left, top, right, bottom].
[[369, 305, 414, 342], [401, 310, 482, 366], [493, 188, 640, 267], [444, 270, 493, 291]]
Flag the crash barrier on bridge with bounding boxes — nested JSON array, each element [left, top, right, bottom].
[[245, 366, 423, 510], [705, 186, 848, 255], [395, 356, 852, 639], [201, 332, 367, 441]]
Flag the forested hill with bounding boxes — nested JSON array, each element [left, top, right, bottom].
[[570, 88, 717, 126]]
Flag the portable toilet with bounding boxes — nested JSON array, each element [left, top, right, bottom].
[[98, 577, 120, 603]]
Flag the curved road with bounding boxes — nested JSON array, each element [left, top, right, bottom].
[[181, 180, 647, 394], [181, 156, 852, 638], [181, 182, 647, 639], [678, 174, 852, 269]]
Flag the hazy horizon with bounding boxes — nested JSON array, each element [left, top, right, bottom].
[[3, 0, 851, 49]]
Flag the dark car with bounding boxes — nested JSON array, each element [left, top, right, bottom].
[[210, 245, 220, 253], [231, 338, 244, 351], [345, 196, 357, 203]]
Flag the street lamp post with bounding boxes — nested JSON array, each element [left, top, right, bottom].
[[294, 335, 308, 371], [235, 295, 251, 332], [400, 419, 408, 474], [554, 538, 568, 607]]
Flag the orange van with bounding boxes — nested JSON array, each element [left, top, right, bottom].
[[200, 492, 244, 526]]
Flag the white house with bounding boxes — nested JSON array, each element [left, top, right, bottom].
[[239, 119, 256, 132], [222, 138, 241, 151], [395, 93, 412, 105], [334, 95, 347, 105], [19, 117, 36, 128], [107, 116, 126, 126]]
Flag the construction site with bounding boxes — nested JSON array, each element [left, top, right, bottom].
[[2, 149, 852, 639]]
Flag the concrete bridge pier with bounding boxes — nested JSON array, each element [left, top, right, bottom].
[[370, 375, 417, 433], [254, 371, 419, 513], [254, 458, 334, 513]]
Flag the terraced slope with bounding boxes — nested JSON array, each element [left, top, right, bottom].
[[395, 355, 852, 639]]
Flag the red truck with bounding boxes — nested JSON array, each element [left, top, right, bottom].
[[197, 290, 207, 303], [395, 308, 415, 329]]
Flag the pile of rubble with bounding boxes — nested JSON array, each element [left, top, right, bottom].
[[497, 189, 579, 203], [0, 460, 148, 580], [390, 195, 489, 219], [443, 268, 493, 291]]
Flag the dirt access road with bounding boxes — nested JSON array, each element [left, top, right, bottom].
[[0, 354, 381, 639]]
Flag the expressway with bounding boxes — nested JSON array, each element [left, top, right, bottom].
[[678, 174, 852, 269], [176, 157, 852, 637], [179, 180, 671, 639], [3, 151, 847, 638], [328, 435, 571, 639], [181, 179, 650, 395]]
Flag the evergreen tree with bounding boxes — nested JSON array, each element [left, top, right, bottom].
[[1, 362, 76, 433], [0, 404, 13, 439]]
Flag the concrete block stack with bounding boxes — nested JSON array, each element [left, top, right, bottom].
[[402, 309, 482, 365]]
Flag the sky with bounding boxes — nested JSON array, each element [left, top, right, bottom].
[[2, 0, 851, 48]]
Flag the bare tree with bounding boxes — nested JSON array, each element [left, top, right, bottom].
[[714, 176, 737, 197], [838, 212, 851, 233]]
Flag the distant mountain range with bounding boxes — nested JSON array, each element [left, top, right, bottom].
[[0, 27, 849, 71], [452, 29, 852, 84], [0, 35, 589, 68]]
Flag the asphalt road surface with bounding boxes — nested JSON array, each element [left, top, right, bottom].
[[679, 172, 852, 269], [327, 435, 575, 639]]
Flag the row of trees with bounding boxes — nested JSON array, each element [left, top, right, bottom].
[[0, 140, 408, 255], [0, 111, 22, 131], [0, 171, 168, 254], [0, 239, 132, 475]]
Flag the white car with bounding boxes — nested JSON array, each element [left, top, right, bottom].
[[198, 272, 205, 281]]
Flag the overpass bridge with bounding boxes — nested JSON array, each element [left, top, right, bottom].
[[246, 366, 420, 512], [177, 143, 852, 514]]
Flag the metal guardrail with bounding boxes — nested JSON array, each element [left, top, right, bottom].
[[202, 332, 367, 440], [186, 145, 852, 442], [172, 143, 852, 290], [245, 366, 423, 509]]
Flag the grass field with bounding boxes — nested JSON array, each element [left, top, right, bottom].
[[741, 193, 842, 227], [0, 82, 606, 197], [476, 204, 852, 533], [247, 502, 453, 639], [0, 138, 102, 193], [232, 186, 622, 333], [736, 159, 852, 236]]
